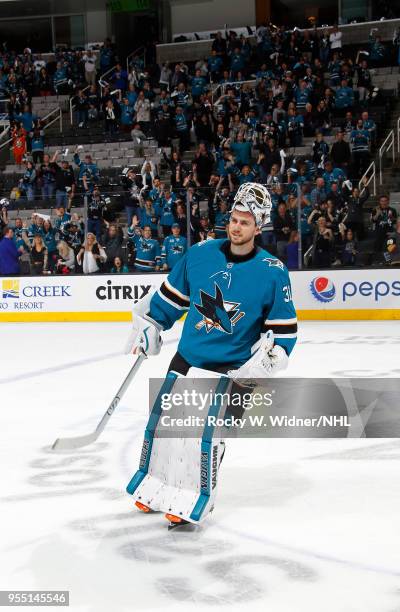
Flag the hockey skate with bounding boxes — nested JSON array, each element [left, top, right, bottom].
[[134, 501, 153, 513], [165, 513, 191, 530]]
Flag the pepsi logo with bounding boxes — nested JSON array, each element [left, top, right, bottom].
[[310, 277, 336, 303]]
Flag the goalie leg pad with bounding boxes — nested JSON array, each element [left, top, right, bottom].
[[126, 373, 230, 524], [126, 371, 178, 496]]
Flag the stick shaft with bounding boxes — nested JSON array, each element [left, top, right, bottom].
[[94, 352, 147, 437]]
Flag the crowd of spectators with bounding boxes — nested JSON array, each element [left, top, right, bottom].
[[1, 24, 400, 275], [0, 40, 116, 101], [1, 141, 399, 275], [1, 39, 120, 163], [0, 200, 189, 277]]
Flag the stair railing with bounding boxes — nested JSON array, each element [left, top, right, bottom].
[[378, 129, 395, 185], [359, 161, 376, 196]]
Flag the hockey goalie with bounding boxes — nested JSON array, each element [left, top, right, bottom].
[[125, 183, 297, 528]]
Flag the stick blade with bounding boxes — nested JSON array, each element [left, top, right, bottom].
[[51, 432, 98, 451]]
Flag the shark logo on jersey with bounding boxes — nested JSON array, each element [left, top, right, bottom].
[[172, 245, 184, 254], [194, 282, 244, 334], [140, 240, 152, 251], [263, 257, 284, 270]]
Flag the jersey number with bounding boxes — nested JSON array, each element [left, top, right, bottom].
[[282, 285, 292, 303]]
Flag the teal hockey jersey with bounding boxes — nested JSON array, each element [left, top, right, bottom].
[[161, 235, 187, 269], [131, 234, 161, 270], [149, 239, 297, 369]]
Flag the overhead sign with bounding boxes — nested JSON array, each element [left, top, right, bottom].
[[107, 0, 151, 13]]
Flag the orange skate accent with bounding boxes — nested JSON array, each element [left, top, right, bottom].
[[165, 513, 184, 523], [135, 501, 151, 513]]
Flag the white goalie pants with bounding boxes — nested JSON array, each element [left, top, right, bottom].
[[126, 369, 230, 524]]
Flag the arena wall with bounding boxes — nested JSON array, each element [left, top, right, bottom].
[[0, 270, 400, 322], [170, 0, 256, 36]]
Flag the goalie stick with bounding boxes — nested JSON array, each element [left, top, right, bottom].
[[51, 351, 147, 451]]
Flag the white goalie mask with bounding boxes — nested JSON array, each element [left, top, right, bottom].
[[231, 182, 272, 228]]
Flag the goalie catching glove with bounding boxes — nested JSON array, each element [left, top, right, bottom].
[[125, 288, 163, 356], [228, 330, 288, 381]]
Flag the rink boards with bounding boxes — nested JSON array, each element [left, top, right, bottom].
[[0, 269, 400, 322]]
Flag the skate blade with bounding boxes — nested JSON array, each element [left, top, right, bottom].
[[135, 501, 152, 513], [165, 513, 193, 531], [165, 513, 184, 523]]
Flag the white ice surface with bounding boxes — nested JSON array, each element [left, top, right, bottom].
[[1, 321, 400, 612]]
